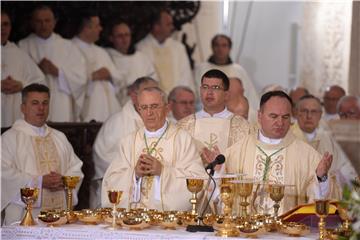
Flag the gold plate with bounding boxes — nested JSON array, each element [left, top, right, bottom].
[[279, 222, 310, 237]]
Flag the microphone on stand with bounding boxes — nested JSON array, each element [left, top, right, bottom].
[[186, 154, 226, 233]]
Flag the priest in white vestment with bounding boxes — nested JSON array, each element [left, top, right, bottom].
[[90, 77, 158, 208], [107, 21, 157, 106], [194, 34, 259, 111], [292, 95, 358, 189], [102, 87, 206, 210], [1, 11, 45, 127], [18, 6, 87, 122], [337, 95, 360, 120], [73, 12, 124, 122], [177, 70, 250, 163], [222, 91, 341, 216], [167, 86, 196, 123], [1, 84, 84, 225], [136, 9, 194, 94]]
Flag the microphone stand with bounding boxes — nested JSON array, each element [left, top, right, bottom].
[[186, 168, 216, 232]]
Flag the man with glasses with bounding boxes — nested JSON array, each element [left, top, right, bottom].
[[292, 95, 357, 189], [101, 87, 206, 210], [178, 69, 250, 169], [168, 86, 196, 122], [337, 95, 360, 120], [322, 85, 346, 121]]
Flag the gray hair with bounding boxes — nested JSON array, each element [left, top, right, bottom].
[[336, 95, 360, 113], [296, 94, 322, 110], [168, 86, 194, 102], [138, 86, 168, 104], [129, 76, 157, 93]]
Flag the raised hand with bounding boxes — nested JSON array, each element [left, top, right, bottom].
[[316, 152, 333, 178]]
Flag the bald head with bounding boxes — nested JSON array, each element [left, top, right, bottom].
[[337, 96, 360, 120], [323, 85, 346, 114]]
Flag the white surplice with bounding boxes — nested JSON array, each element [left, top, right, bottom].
[[1, 41, 45, 127], [1, 119, 84, 225], [18, 33, 87, 122], [72, 38, 124, 122], [194, 61, 259, 111], [90, 100, 143, 208], [106, 48, 158, 105], [136, 34, 194, 94]]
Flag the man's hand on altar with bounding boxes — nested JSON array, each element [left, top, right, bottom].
[[43, 171, 64, 191], [136, 154, 163, 177], [201, 146, 222, 171], [316, 152, 333, 178]]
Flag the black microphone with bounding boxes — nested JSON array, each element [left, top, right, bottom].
[[205, 154, 225, 170]]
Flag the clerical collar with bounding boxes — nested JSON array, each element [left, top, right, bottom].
[[304, 130, 317, 141], [35, 33, 54, 44], [208, 55, 233, 65], [73, 37, 92, 49], [196, 107, 232, 119], [24, 120, 46, 137], [149, 33, 168, 47], [258, 130, 282, 145], [144, 120, 168, 138]]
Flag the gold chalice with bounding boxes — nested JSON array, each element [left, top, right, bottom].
[[337, 204, 353, 237], [315, 199, 330, 240], [233, 179, 254, 217], [215, 183, 239, 237], [107, 190, 123, 230], [269, 184, 285, 218], [20, 187, 39, 226], [186, 178, 204, 216], [62, 176, 80, 223]]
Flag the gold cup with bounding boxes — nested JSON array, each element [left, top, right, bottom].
[[315, 199, 330, 240], [186, 178, 204, 216], [269, 184, 285, 218], [62, 176, 80, 211], [107, 190, 123, 230], [20, 187, 39, 226], [215, 183, 239, 237], [337, 204, 353, 237], [235, 179, 254, 217]]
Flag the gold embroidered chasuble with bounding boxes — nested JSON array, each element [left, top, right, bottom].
[[225, 130, 340, 215], [101, 123, 207, 211], [292, 123, 356, 194], [177, 113, 250, 158], [32, 135, 64, 210]]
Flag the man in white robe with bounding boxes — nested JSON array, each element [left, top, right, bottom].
[[194, 34, 259, 111], [102, 87, 206, 210], [1, 11, 45, 127], [90, 77, 158, 208], [136, 9, 194, 94], [292, 95, 358, 189], [167, 86, 196, 123], [221, 91, 340, 215], [177, 70, 250, 165], [107, 20, 157, 106], [73, 11, 124, 122], [1, 84, 84, 225], [337, 95, 360, 120], [18, 6, 87, 122]]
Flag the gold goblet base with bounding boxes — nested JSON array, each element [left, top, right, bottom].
[[215, 225, 240, 237], [20, 208, 37, 226]]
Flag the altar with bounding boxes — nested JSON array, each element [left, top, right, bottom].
[[1, 222, 319, 240]]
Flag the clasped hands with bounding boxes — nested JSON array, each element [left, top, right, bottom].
[[43, 171, 64, 192], [201, 145, 222, 172], [1, 76, 23, 94], [39, 58, 59, 77], [91, 67, 111, 81], [135, 154, 162, 178]]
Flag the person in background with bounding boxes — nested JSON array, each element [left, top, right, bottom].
[[168, 86, 196, 123], [337, 95, 360, 120], [322, 85, 346, 121]]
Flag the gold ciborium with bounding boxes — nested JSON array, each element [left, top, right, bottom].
[[215, 183, 239, 237], [186, 178, 204, 216], [20, 187, 39, 226], [315, 199, 330, 240], [269, 184, 285, 218], [234, 179, 254, 217], [107, 190, 123, 230], [62, 176, 80, 223]]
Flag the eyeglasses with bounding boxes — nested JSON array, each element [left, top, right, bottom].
[[200, 84, 224, 91], [138, 104, 164, 112], [173, 100, 195, 106], [298, 109, 322, 116], [338, 110, 359, 119]]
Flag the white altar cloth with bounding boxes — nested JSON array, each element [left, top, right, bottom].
[[1, 222, 319, 240]]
